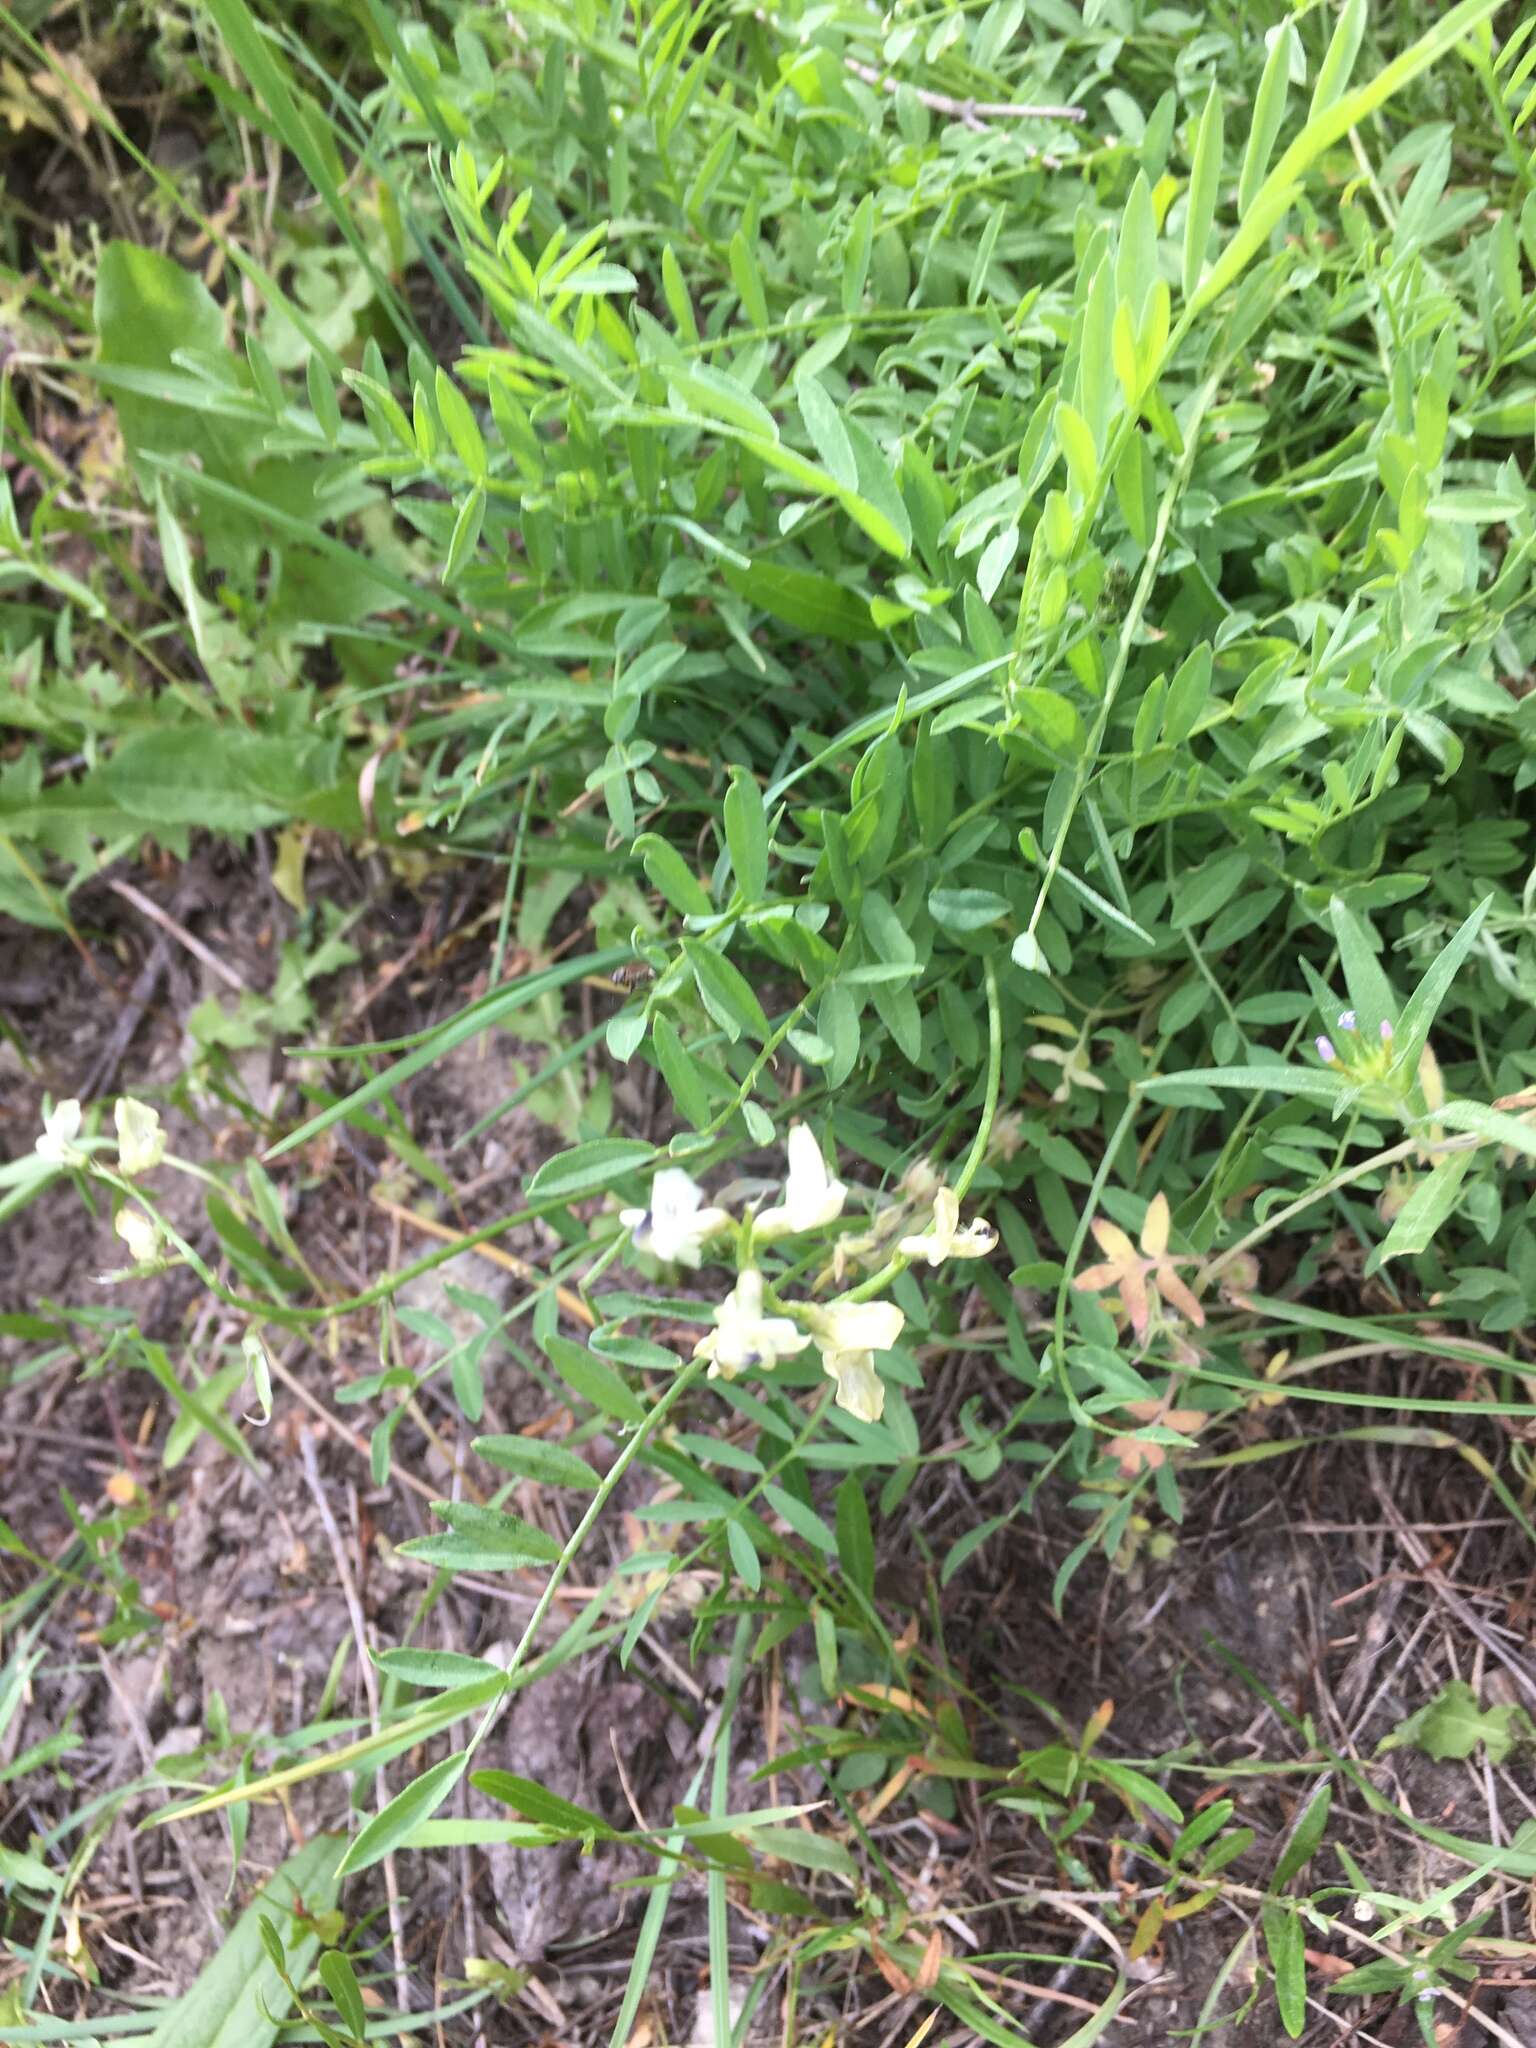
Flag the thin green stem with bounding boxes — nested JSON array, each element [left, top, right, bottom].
[[1020, 369, 1223, 958], [1469, 45, 1536, 196], [1052, 1092, 1141, 1423], [485, 1357, 707, 1708], [955, 957, 1003, 1204]]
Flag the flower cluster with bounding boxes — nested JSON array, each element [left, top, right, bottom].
[[35, 1096, 168, 1274], [619, 1125, 995, 1424], [1315, 1009, 1394, 1069], [1312, 1007, 1428, 1124]]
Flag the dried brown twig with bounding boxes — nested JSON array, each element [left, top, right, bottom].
[[106, 876, 247, 992], [297, 1428, 410, 2014], [842, 56, 1085, 128]]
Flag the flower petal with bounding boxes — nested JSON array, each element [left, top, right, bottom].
[[830, 1350, 884, 1424], [1140, 1192, 1170, 1259], [785, 1123, 828, 1195], [896, 1229, 946, 1266], [810, 1298, 905, 1353], [36, 1098, 85, 1165], [114, 1207, 160, 1264], [114, 1098, 165, 1177], [650, 1167, 706, 1223], [760, 1124, 848, 1237], [1155, 1268, 1206, 1329]]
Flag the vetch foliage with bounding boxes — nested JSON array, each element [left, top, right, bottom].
[[4, 0, 1536, 2037]]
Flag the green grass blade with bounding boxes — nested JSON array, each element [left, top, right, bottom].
[[1194, 0, 1504, 317], [263, 946, 630, 1159], [201, 0, 418, 349], [145, 1834, 346, 2047]]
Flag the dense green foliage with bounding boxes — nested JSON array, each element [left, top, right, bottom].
[[4, 0, 1536, 2038]]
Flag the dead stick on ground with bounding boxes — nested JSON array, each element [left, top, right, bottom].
[[841, 56, 1085, 126], [81, 928, 172, 1099], [106, 877, 247, 993], [368, 1193, 596, 1328], [297, 1429, 411, 2016]]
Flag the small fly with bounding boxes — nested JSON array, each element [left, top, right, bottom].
[[608, 959, 656, 991]]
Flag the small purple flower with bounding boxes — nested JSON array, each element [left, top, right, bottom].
[[1337, 1010, 1357, 1033], [1315, 1035, 1337, 1065], [1379, 1017, 1394, 1044]]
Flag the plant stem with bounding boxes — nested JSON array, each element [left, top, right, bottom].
[[1019, 370, 1222, 957], [1198, 1135, 1416, 1288], [484, 1357, 707, 1709], [955, 958, 1003, 1203]]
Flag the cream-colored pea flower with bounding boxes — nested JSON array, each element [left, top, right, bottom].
[[827, 1228, 882, 1287], [694, 1270, 810, 1380], [801, 1298, 905, 1424], [114, 1207, 161, 1266], [36, 1099, 85, 1167], [1026, 1038, 1106, 1104], [114, 1098, 166, 1177], [986, 1112, 1027, 1164], [898, 1188, 998, 1267], [900, 1156, 942, 1203], [620, 1167, 731, 1267], [241, 1328, 274, 1424], [755, 1123, 848, 1240]]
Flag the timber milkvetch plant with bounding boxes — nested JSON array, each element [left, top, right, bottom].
[[140, 1135, 999, 1885], [6, 0, 1529, 2028]]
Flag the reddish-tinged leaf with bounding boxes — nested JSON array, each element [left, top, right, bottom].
[[1074, 1262, 1123, 1292], [1156, 1268, 1206, 1326], [1090, 1219, 1139, 1265], [1119, 1264, 1151, 1338], [1110, 1435, 1167, 1477]]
